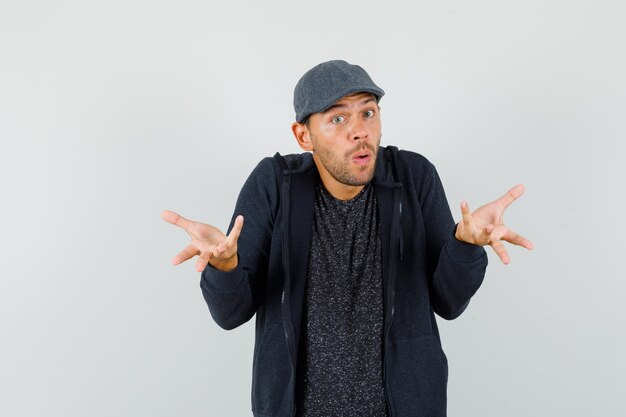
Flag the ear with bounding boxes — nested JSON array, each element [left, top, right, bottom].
[[292, 122, 314, 152]]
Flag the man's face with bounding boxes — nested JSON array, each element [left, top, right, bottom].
[[302, 93, 382, 196]]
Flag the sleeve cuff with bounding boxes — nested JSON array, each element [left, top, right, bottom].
[[446, 224, 486, 262], [201, 262, 245, 292]]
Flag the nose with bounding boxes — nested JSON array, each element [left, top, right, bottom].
[[349, 117, 368, 141]]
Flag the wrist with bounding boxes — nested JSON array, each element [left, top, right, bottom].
[[210, 254, 238, 272], [454, 222, 476, 245], [454, 223, 465, 242]]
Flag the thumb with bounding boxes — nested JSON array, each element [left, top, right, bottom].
[[211, 215, 244, 260], [226, 215, 244, 246]]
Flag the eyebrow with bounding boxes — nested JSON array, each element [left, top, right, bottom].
[[323, 97, 377, 114]]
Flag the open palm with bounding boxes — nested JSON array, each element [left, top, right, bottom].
[[161, 210, 244, 272], [455, 184, 533, 264]]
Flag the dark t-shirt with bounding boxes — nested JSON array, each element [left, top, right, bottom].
[[295, 183, 387, 417]]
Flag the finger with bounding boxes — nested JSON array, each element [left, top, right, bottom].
[[490, 240, 510, 265], [195, 253, 211, 272], [496, 184, 525, 209], [473, 223, 493, 246], [502, 229, 534, 250], [458, 201, 490, 244], [172, 244, 199, 265], [161, 210, 192, 230], [226, 215, 244, 246], [460, 201, 473, 226], [214, 215, 245, 258], [214, 236, 236, 258]]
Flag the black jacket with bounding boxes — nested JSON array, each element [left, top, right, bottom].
[[201, 146, 488, 417]]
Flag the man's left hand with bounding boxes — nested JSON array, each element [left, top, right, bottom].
[[455, 184, 533, 264]]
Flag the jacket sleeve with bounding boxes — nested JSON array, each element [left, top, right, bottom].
[[419, 160, 488, 320], [199, 157, 279, 330]]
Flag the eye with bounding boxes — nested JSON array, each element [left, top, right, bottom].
[[331, 115, 345, 124], [364, 109, 375, 118]]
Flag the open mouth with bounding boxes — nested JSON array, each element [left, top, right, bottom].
[[352, 152, 372, 164]]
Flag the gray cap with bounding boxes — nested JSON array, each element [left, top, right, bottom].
[[293, 60, 385, 123]]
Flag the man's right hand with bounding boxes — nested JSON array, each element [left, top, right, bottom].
[[161, 210, 244, 272]]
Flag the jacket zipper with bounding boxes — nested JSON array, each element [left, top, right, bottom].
[[280, 172, 298, 417], [384, 187, 401, 417]]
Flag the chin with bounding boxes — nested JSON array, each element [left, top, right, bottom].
[[352, 171, 375, 186]]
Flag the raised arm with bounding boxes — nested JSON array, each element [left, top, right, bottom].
[[161, 158, 279, 330], [421, 163, 533, 320]]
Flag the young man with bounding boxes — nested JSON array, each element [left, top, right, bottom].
[[162, 60, 532, 417]]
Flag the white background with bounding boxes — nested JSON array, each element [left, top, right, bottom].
[[1, 0, 625, 416]]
